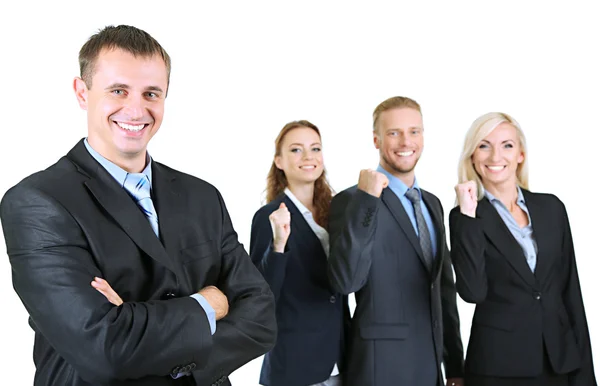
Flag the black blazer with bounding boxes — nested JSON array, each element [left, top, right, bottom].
[[0, 140, 277, 386], [449, 189, 596, 384], [327, 187, 464, 386], [250, 194, 349, 386]]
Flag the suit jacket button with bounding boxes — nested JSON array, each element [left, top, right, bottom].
[[162, 292, 176, 300], [329, 295, 336, 303], [533, 292, 541, 300]]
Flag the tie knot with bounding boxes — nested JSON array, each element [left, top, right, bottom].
[[405, 187, 421, 204], [123, 173, 151, 201]]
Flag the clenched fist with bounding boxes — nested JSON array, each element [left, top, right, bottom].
[[455, 180, 478, 218], [358, 169, 389, 198], [269, 202, 291, 253]]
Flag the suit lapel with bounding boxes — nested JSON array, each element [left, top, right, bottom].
[[478, 198, 536, 287], [380, 188, 430, 271], [521, 190, 551, 281], [67, 141, 178, 277], [421, 190, 445, 277]]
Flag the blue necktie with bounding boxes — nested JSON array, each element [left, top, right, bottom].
[[123, 173, 159, 237]]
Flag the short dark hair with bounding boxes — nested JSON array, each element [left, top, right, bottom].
[[78, 25, 171, 89]]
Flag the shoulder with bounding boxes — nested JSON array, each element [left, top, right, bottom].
[[155, 161, 219, 194], [2, 156, 81, 208], [522, 188, 565, 212]]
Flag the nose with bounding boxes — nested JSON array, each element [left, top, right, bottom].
[[302, 150, 314, 160], [122, 94, 145, 120], [490, 146, 502, 163]]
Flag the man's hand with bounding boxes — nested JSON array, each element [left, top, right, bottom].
[[446, 378, 464, 386], [357, 169, 389, 198], [91, 277, 123, 306], [269, 202, 291, 253], [198, 286, 229, 320]]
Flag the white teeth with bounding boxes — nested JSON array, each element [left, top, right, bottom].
[[117, 122, 145, 132], [396, 151, 413, 157], [300, 165, 316, 169], [488, 166, 504, 171]]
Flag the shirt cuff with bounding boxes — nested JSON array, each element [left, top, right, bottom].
[[190, 293, 217, 335]]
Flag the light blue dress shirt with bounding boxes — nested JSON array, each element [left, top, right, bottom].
[[484, 187, 538, 272], [84, 139, 216, 334], [376, 165, 438, 258]]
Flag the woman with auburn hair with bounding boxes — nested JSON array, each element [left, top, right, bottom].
[[450, 112, 596, 385], [250, 120, 348, 386]]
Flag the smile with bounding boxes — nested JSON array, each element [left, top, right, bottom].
[[115, 121, 148, 132], [395, 151, 414, 157]]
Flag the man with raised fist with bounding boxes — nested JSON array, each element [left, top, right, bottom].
[[327, 96, 464, 386]]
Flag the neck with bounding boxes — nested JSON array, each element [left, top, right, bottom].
[[287, 181, 315, 212], [484, 180, 519, 210], [88, 137, 147, 173], [380, 163, 415, 188]]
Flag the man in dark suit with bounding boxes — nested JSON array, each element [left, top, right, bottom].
[[0, 25, 276, 386], [327, 96, 464, 386]]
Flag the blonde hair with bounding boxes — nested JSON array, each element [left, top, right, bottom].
[[458, 112, 529, 199], [373, 96, 421, 133]]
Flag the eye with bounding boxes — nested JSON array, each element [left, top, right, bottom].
[[290, 148, 301, 153], [145, 91, 159, 99], [388, 131, 398, 136], [478, 143, 489, 149], [312, 147, 321, 152], [504, 143, 514, 148], [112, 89, 125, 96]]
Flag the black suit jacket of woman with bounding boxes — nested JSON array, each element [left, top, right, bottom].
[[250, 194, 349, 386], [450, 189, 596, 384]]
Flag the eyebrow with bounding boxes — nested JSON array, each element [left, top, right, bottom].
[[387, 126, 423, 131], [104, 83, 164, 93], [481, 139, 516, 144], [288, 142, 321, 147]]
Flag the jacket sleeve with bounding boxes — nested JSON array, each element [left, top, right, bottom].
[[559, 200, 597, 385], [449, 206, 488, 304], [191, 189, 277, 386], [249, 205, 291, 302], [327, 188, 380, 295], [0, 185, 214, 384], [438, 205, 465, 378]]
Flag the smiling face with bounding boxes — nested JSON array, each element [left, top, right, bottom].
[[73, 48, 168, 172], [374, 107, 424, 183], [274, 126, 324, 186], [472, 122, 524, 189]]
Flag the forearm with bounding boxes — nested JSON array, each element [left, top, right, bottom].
[[449, 209, 488, 303], [328, 189, 379, 294]]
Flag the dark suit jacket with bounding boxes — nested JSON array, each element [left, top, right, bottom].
[[449, 189, 596, 384], [0, 140, 277, 386], [250, 194, 349, 386], [327, 186, 464, 386]]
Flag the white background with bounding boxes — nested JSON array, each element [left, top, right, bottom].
[[0, 1, 598, 384]]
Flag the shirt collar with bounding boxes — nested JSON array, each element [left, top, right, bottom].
[[84, 138, 153, 188], [484, 186, 525, 204], [284, 188, 311, 216], [376, 164, 421, 198]]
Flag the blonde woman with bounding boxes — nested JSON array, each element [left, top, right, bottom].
[[450, 112, 596, 386]]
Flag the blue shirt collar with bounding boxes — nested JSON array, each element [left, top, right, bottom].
[[376, 164, 421, 198], [484, 186, 525, 204], [84, 138, 152, 188]]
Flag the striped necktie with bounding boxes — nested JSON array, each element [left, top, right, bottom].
[[123, 173, 159, 237]]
